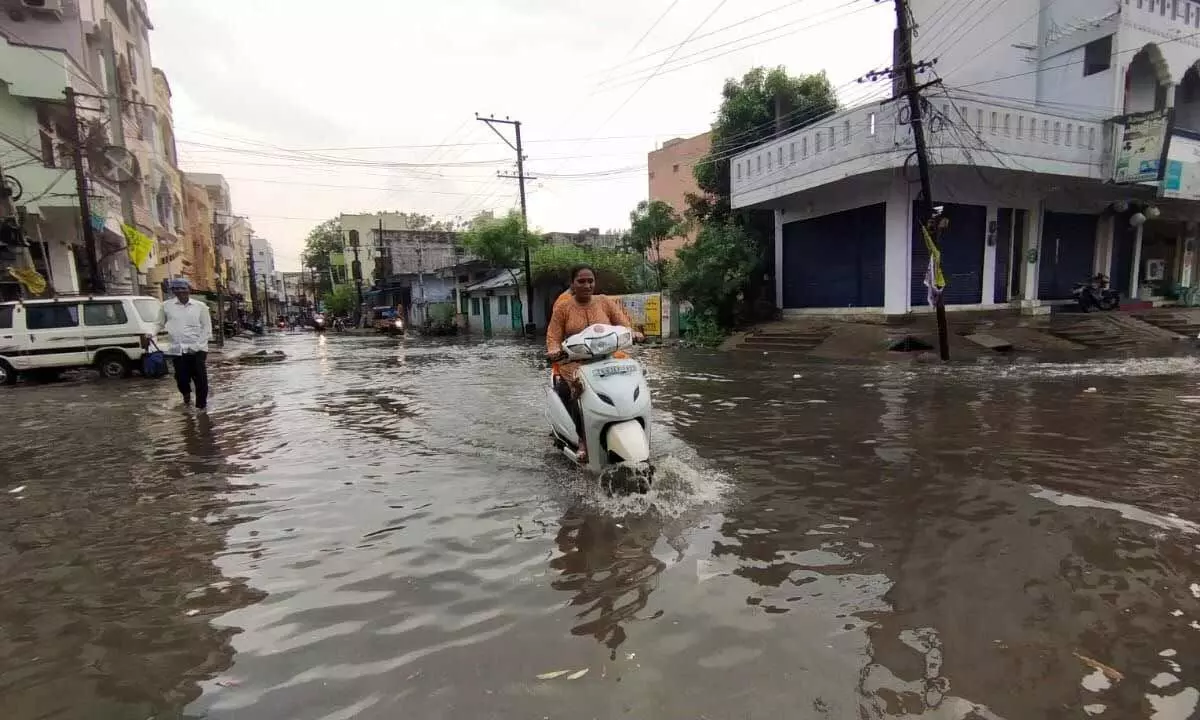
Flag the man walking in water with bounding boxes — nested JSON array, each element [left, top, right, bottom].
[[156, 278, 212, 410]]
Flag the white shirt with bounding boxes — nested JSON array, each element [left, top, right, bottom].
[[158, 298, 212, 355]]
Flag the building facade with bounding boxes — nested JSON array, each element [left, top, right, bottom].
[[733, 0, 1200, 316], [648, 131, 710, 259], [0, 2, 125, 296], [182, 178, 215, 292]]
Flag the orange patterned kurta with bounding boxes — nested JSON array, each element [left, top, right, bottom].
[[546, 295, 633, 396]]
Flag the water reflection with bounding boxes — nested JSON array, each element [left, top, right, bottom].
[[0, 381, 264, 719], [549, 507, 666, 658]]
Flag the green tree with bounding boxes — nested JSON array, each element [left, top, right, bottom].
[[668, 221, 759, 337], [460, 210, 542, 289], [627, 200, 683, 291], [674, 66, 836, 338], [531, 244, 647, 295], [693, 66, 837, 210], [301, 218, 343, 295], [323, 284, 356, 316]]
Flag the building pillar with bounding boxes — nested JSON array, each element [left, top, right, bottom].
[[1094, 215, 1113, 278], [883, 179, 911, 315], [1129, 224, 1143, 299], [773, 209, 784, 309], [1020, 203, 1044, 312], [982, 204, 998, 305]]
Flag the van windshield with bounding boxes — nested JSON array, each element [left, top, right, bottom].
[[133, 299, 162, 323]]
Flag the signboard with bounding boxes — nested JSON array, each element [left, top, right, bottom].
[[615, 292, 662, 336], [1113, 110, 1169, 184], [1161, 133, 1200, 200]]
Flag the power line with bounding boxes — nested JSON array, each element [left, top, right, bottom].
[[591, 0, 732, 136], [595, 0, 873, 91]]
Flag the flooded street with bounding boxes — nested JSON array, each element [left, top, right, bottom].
[[3, 333, 1200, 719]]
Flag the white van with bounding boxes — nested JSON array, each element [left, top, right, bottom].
[[0, 295, 164, 385]]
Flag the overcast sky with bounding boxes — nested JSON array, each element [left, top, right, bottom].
[[150, 0, 895, 271]]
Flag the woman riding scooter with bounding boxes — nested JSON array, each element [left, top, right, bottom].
[[545, 265, 644, 464]]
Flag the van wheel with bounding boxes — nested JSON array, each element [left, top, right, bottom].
[[96, 352, 131, 379], [0, 360, 16, 386]]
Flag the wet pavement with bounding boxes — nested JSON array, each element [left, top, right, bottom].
[[2, 332, 1200, 719]]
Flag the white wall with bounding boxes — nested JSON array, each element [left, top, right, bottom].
[[911, 0, 1040, 101], [1037, 41, 1119, 113]]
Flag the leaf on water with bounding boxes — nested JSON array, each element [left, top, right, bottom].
[[1074, 652, 1124, 682], [568, 668, 589, 680], [8, 486, 25, 494], [536, 670, 571, 680]]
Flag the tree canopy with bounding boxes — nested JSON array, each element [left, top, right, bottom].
[[692, 66, 837, 214], [627, 199, 683, 291], [460, 210, 543, 291], [530, 244, 649, 296], [323, 284, 356, 316], [301, 218, 343, 295]]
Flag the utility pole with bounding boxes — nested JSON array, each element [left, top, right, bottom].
[[64, 87, 103, 294], [212, 213, 225, 346], [890, 0, 948, 360], [476, 114, 536, 335], [247, 243, 258, 321], [416, 233, 425, 326], [100, 19, 139, 294], [348, 229, 364, 323]]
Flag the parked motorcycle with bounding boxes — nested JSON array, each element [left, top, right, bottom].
[[1073, 274, 1120, 312]]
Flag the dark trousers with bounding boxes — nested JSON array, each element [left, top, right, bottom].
[[172, 352, 209, 408]]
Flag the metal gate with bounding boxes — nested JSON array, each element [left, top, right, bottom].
[[911, 203, 986, 306], [1039, 212, 1097, 300], [781, 204, 886, 308]]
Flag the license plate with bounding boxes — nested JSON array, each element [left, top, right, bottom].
[[594, 365, 635, 378]]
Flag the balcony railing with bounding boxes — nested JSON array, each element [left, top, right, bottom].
[[730, 92, 1108, 208], [1124, 0, 1200, 32]]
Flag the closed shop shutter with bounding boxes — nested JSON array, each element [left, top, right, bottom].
[[781, 204, 886, 308]]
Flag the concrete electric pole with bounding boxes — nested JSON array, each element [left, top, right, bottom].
[[476, 114, 536, 335], [348, 229, 364, 324], [888, 0, 948, 360]]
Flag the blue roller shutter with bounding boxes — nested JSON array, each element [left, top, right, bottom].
[[781, 203, 886, 308], [1039, 211, 1097, 300], [911, 202, 986, 306]]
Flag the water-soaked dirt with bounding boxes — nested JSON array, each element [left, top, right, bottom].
[[1, 333, 1199, 719]]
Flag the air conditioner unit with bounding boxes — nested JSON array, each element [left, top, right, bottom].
[[21, 0, 64, 18]]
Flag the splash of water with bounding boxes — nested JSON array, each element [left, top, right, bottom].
[[591, 452, 731, 519]]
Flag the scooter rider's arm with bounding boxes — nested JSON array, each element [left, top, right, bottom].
[[605, 297, 644, 342], [546, 299, 569, 357]]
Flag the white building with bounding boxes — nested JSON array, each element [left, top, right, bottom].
[[250, 235, 278, 315], [734, 0, 1200, 315]]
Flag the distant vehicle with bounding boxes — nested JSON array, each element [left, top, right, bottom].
[[369, 306, 404, 336], [0, 295, 163, 385], [1073, 273, 1120, 312]]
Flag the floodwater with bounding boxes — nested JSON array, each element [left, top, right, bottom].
[[2, 334, 1200, 720]]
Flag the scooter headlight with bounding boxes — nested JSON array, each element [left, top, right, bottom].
[[586, 333, 617, 356], [394, 319, 404, 329]]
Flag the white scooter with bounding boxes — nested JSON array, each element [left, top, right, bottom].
[[546, 324, 653, 493]]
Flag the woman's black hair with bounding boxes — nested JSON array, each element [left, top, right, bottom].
[[569, 264, 596, 282]]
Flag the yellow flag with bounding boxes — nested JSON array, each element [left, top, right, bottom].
[[123, 224, 154, 271], [7, 266, 47, 296]]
